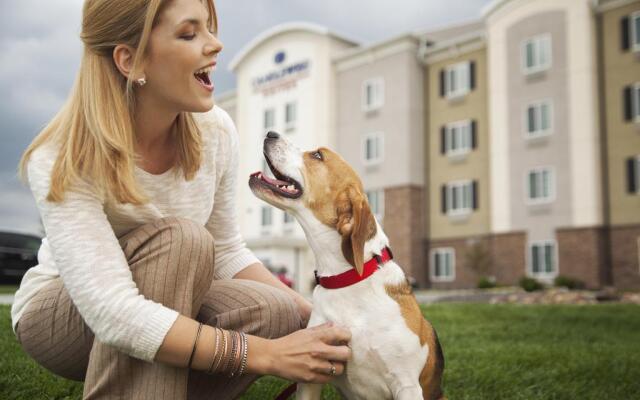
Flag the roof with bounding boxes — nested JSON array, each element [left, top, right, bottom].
[[228, 22, 360, 71]]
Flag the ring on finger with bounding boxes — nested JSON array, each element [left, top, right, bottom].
[[329, 361, 337, 376]]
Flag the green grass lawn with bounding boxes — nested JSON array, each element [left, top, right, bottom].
[[0, 285, 19, 295], [2, 303, 639, 399]]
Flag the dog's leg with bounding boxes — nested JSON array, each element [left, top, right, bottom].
[[296, 383, 323, 400]]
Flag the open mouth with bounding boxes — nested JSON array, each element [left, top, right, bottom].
[[194, 69, 213, 90], [249, 153, 303, 199]]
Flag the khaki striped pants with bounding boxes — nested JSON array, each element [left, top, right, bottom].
[[15, 217, 302, 399]]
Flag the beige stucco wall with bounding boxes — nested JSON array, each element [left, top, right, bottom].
[[602, 1, 640, 225], [427, 47, 491, 240]]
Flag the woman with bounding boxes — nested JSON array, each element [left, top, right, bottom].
[[11, 0, 351, 398]]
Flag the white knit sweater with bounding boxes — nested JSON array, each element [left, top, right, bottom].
[[10, 106, 260, 362]]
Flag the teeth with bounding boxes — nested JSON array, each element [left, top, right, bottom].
[[287, 185, 295, 190], [194, 65, 214, 75]]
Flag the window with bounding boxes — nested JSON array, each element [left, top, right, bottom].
[[634, 12, 640, 51], [261, 207, 272, 226], [366, 189, 384, 224], [529, 241, 557, 277], [362, 78, 384, 111], [442, 62, 472, 98], [525, 100, 552, 137], [627, 156, 640, 194], [522, 34, 551, 74], [362, 132, 384, 165], [285, 102, 297, 131], [443, 120, 475, 155], [442, 180, 477, 216], [637, 236, 640, 275], [624, 83, 640, 123], [430, 248, 455, 282], [264, 108, 275, 130], [527, 167, 554, 203], [283, 212, 294, 224]]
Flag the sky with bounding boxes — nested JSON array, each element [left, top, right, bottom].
[[0, 0, 491, 235]]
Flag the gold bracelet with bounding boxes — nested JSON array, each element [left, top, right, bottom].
[[187, 322, 203, 369], [212, 328, 226, 373], [206, 327, 220, 374], [225, 330, 238, 376], [215, 329, 228, 374], [230, 331, 242, 377]]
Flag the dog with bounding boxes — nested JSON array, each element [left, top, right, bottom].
[[249, 131, 445, 400]]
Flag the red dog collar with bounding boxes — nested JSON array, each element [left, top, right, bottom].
[[315, 247, 393, 289]]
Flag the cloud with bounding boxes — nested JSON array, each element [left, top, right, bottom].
[[0, 0, 492, 233], [0, 172, 41, 236]]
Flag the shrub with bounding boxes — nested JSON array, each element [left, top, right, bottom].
[[519, 277, 543, 292], [477, 276, 496, 289], [554, 275, 585, 290]]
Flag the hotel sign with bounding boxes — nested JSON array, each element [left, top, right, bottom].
[[252, 54, 311, 96]]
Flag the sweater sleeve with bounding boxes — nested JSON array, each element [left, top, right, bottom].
[[205, 108, 261, 279], [27, 147, 179, 362]]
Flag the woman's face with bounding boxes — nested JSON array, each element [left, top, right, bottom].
[[142, 0, 223, 113]]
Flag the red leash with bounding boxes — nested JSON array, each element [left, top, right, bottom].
[[275, 383, 297, 400]]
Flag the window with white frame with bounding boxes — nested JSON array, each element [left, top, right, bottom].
[[637, 236, 640, 275], [264, 108, 275, 130], [445, 120, 472, 155], [446, 181, 473, 215], [444, 62, 470, 98], [522, 34, 551, 74], [261, 206, 272, 227], [632, 12, 640, 51], [525, 101, 552, 137], [362, 132, 384, 165], [362, 78, 384, 111], [628, 155, 640, 194], [634, 83, 640, 122], [430, 248, 455, 281], [529, 241, 557, 277], [366, 189, 384, 223], [527, 167, 554, 203], [285, 102, 297, 131]]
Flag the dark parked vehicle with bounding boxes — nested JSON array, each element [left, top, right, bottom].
[[0, 231, 41, 283]]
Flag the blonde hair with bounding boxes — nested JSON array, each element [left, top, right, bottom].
[[18, 0, 218, 205]]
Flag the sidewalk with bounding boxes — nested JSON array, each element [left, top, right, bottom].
[[413, 287, 521, 304]]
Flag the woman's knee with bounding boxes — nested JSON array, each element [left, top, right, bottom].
[[252, 284, 302, 338], [148, 217, 215, 278]]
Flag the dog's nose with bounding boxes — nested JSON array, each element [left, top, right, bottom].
[[266, 131, 280, 139]]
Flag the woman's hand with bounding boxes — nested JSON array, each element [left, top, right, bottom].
[[264, 322, 352, 384]]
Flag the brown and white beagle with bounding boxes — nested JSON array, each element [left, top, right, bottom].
[[249, 131, 445, 400]]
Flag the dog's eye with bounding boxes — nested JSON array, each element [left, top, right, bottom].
[[312, 150, 323, 161]]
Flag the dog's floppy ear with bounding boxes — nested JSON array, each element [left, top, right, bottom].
[[336, 186, 377, 275]]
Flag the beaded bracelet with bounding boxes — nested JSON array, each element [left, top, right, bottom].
[[206, 327, 220, 374], [238, 332, 248, 376], [187, 323, 203, 369]]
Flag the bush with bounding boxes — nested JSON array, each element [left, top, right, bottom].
[[554, 275, 585, 290], [477, 276, 496, 289], [519, 277, 543, 292]]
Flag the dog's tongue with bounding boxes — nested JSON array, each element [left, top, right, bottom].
[[262, 174, 289, 186]]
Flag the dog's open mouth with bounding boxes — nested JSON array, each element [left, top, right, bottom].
[[249, 153, 303, 199]]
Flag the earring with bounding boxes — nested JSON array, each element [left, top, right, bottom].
[[136, 77, 147, 86]]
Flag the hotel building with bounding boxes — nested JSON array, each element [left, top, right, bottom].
[[218, 0, 640, 293]]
